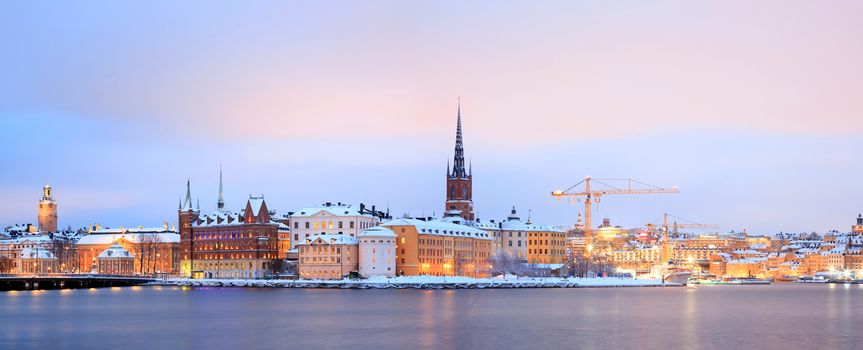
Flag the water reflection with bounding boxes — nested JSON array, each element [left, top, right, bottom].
[[1, 284, 861, 349]]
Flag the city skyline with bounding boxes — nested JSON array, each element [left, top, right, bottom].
[[2, 1, 863, 233]]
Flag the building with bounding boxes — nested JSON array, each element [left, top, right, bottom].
[[478, 207, 566, 264], [287, 202, 383, 249], [97, 243, 135, 275], [445, 101, 474, 221], [358, 227, 397, 278], [382, 218, 492, 277], [38, 184, 58, 233], [76, 226, 180, 274], [297, 234, 359, 280], [177, 172, 283, 279], [18, 247, 58, 274], [853, 213, 863, 234], [0, 233, 79, 273]]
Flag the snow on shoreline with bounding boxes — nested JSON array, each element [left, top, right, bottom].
[[161, 276, 679, 289]]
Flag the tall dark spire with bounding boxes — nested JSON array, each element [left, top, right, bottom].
[[217, 164, 225, 211], [451, 98, 467, 178], [182, 178, 192, 211]]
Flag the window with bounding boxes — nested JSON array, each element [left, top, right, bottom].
[[305, 222, 310, 229], [350, 222, 355, 229], [338, 221, 343, 229]]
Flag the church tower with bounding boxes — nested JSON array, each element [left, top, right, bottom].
[[37, 184, 58, 233], [445, 100, 474, 221], [178, 179, 200, 277]]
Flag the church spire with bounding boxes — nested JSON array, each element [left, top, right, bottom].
[[182, 178, 192, 211], [217, 164, 225, 211], [451, 98, 467, 178]]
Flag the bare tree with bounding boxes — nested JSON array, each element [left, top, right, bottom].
[[49, 237, 77, 273], [135, 233, 164, 275], [0, 249, 14, 273]]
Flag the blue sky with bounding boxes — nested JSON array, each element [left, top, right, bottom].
[[2, 1, 862, 233]]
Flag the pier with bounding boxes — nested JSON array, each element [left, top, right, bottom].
[[0, 275, 158, 291]]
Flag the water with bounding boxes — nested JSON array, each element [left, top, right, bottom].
[[2, 284, 861, 349]]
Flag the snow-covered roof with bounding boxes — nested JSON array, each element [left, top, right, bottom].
[[90, 227, 176, 235], [1, 235, 54, 244], [475, 218, 563, 233], [290, 204, 371, 218], [98, 243, 134, 259], [297, 234, 358, 246], [77, 232, 180, 245], [727, 257, 767, 264], [19, 247, 55, 259], [821, 244, 846, 255], [382, 218, 491, 240], [358, 227, 396, 238]]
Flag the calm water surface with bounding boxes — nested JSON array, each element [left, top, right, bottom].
[[2, 284, 861, 349]]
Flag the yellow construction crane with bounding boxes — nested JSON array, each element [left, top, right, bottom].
[[552, 177, 679, 251]]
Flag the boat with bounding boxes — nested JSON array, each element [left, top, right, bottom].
[[726, 278, 771, 285], [664, 271, 693, 285], [699, 278, 770, 285], [793, 276, 828, 283]]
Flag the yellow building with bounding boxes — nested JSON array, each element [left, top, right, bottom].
[[477, 207, 565, 264], [37, 184, 58, 233], [382, 218, 492, 278]]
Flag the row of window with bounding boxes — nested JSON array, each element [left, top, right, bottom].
[[294, 220, 377, 230]]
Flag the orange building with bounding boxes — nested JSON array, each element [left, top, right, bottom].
[[853, 214, 863, 234], [77, 227, 180, 275], [297, 235, 359, 280], [382, 218, 492, 277]]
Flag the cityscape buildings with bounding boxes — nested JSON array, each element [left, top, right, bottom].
[[0, 102, 861, 282]]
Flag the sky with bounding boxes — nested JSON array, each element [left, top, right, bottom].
[[1, 1, 862, 234]]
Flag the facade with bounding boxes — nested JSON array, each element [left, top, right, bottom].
[[358, 227, 397, 277], [854, 214, 863, 234], [37, 184, 58, 233], [18, 247, 58, 274], [445, 102, 474, 221], [0, 234, 78, 273], [77, 226, 179, 274], [478, 207, 566, 264], [185, 196, 280, 279], [382, 218, 492, 277], [97, 243, 135, 275], [297, 234, 359, 280], [287, 203, 382, 249]]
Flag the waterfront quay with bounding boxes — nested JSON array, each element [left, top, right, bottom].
[[167, 276, 676, 289], [0, 274, 157, 291]]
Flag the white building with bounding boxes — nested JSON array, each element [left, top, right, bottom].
[[288, 203, 381, 248], [18, 247, 58, 274], [97, 243, 135, 275], [358, 227, 397, 277]]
